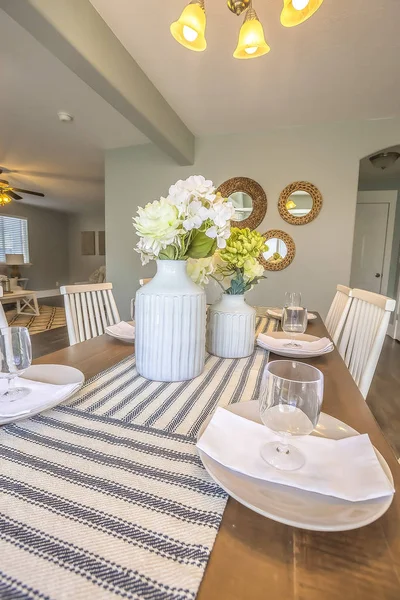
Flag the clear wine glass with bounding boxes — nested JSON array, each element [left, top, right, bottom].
[[259, 360, 324, 471], [282, 306, 308, 348], [0, 327, 32, 402]]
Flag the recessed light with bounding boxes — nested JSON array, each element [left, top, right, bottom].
[[57, 111, 74, 123]]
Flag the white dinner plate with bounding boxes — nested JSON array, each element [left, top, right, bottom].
[[0, 364, 85, 425], [197, 401, 394, 532], [267, 308, 317, 321], [259, 332, 334, 359]]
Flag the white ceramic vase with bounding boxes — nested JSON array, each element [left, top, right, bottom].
[[207, 294, 256, 359], [135, 260, 206, 382]]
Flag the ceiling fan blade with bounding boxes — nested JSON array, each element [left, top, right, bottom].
[[12, 188, 45, 197], [6, 191, 23, 200]]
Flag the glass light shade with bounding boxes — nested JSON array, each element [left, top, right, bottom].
[[170, 2, 207, 52], [280, 0, 324, 27], [0, 193, 11, 206], [233, 17, 270, 59]]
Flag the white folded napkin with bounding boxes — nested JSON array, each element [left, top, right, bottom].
[[197, 408, 394, 502], [105, 321, 135, 340], [0, 378, 81, 418], [257, 333, 333, 354]]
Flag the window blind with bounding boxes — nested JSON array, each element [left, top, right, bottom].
[[0, 216, 30, 263]]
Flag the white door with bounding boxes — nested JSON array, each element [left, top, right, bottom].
[[350, 202, 389, 294]]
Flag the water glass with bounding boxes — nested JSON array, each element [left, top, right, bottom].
[[259, 360, 324, 471], [284, 291, 302, 308], [0, 327, 32, 402], [282, 306, 308, 347]]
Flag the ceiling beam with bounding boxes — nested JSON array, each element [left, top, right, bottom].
[[0, 0, 195, 165]]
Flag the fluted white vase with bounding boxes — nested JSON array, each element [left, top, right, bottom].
[[207, 294, 256, 359], [135, 260, 206, 382]]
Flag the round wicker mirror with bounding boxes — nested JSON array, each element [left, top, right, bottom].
[[217, 177, 267, 230], [278, 181, 322, 225], [259, 229, 296, 271]]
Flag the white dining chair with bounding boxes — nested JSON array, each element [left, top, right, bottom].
[[60, 283, 120, 346], [325, 284, 354, 344], [338, 288, 396, 398]]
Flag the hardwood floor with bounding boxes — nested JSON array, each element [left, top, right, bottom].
[[366, 335, 400, 459], [30, 329, 400, 457]]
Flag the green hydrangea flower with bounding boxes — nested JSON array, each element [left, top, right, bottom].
[[220, 228, 268, 268]]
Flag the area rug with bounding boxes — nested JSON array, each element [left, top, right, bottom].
[[5, 304, 66, 335]]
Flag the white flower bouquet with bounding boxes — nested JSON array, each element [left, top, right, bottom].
[[133, 176, 235, 265]]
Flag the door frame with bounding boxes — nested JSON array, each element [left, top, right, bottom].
[[355, 191, 398, 297]]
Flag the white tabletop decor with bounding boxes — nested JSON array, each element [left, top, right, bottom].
[[133, 175, 235, 382], [207, 228, 268, 358]]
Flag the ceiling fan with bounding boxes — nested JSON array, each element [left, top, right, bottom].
[[0, 169, 45, 206]]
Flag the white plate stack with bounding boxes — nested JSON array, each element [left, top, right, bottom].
[[257, 332, 334, 358]]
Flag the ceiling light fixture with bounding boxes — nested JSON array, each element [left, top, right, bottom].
[[171, 0, 324, 59], [280, 0, 324, 27], [233, 4, 270, 59], [170, 0, 207, 52], [57, 111, 74, 122], [227, 0, 251, 15], [0, 193, 11, 206], [369, 152, 400, 171]]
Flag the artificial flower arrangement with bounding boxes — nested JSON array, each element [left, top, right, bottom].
[[188, 227, 268, 293], [133, 175, 236, 265]]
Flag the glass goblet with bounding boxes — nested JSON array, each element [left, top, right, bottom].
[[0, 327, 32, 402], [259, 360, 324, 471]]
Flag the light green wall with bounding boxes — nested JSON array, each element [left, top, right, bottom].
[[105, 119, 400, 320]]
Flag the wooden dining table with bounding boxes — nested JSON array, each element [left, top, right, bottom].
[[34, 316, 400, 600]]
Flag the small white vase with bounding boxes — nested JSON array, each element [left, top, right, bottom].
[[207, 294, 256, 359], [135, 260, 206, 382]]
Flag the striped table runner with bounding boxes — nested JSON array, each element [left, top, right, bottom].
[[67, 315, 277, 438], [0, 313, 277, 600]]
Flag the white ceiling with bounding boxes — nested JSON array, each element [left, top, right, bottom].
[[359, 145, 400, 189], [0, 10, 148, 214], [90, 0, 400, 135]]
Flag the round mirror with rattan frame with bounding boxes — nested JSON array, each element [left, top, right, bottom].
[[278, 181, 322, 225], [259, 229, 296, 272], [217, 177, 267, 230]]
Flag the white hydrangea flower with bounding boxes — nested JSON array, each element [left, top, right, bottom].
[[243, 257, 264, 282], [133, 197, 181, 249], [187, 257, 214, 287]]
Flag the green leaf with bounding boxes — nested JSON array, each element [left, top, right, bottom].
[[186, 230, 217, 259], [158, 245, 176, 260]]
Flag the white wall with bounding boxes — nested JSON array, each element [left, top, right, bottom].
[[105, 119, 400, 320], [68, 211, 105, 284]]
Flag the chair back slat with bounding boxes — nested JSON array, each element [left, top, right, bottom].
[[60, 283, 120, 346], [338, 289, 395, 398], [91, 291, 103, 335], [86, 292, 97, 338], [97, 290, 108, 331], [325, 285, 353, 344]]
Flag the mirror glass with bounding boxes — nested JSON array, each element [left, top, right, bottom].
[[263, 238, 288, 265], [285, 191, 313, 217], [229, 191, 253, 221]]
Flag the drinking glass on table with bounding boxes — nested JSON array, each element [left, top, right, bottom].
[[0, 327, 32, 402], [282, 306, 308, 348], [284, 291, 302, 308], [259, 360, 324, 471]]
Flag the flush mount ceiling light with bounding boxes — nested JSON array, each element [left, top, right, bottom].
[[369, 152, 400, 171], [57, 111, 74, 122], [171, 0, 324, 59]]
